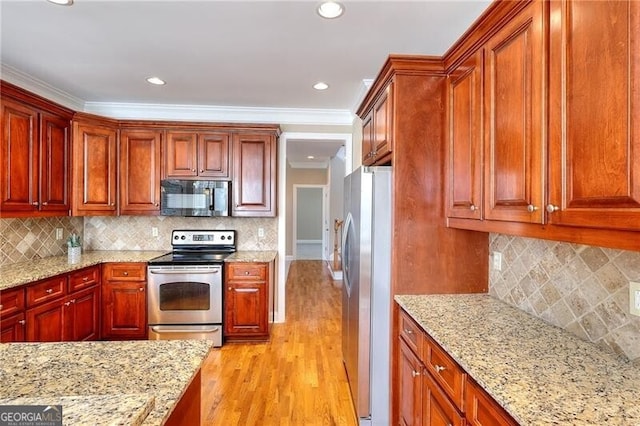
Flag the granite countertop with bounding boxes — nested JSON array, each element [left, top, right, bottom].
[[0, 251, 166, 292], [0, 250, 278, 292], [395, 294, 640, 425], [0, 340, 213, 425], [226, 250, 277, 263]]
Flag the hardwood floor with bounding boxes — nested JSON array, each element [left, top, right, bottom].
[[201, 260, 357, 426]]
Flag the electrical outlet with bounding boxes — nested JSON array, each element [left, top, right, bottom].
[[630, 282, 640, 317], [152, 227, 159, 237], [258, 227, 265, 239], [492, 252, 503, 271], [55, 228, 63, 240]]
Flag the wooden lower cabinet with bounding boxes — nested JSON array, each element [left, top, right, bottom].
[[26, 284, 99, 342], [101, 262, 147, 339], [1, 313, 26, 342], [397, 307, 517, 426], [224, 261, 271, 341]]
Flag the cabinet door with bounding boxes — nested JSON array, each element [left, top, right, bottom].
[[224, 282, 267, 336], [120, 130, 162, 214], [40, 113, 70, 214], [372, 82, 394, 164], [26, 298, 65, 342], [102, 282, 147, 339], [165, 132, 198, 178], [0, 313, 26, 343], [198, 132, 231, 178], [0, 98, 38, 213], [362, 110, 375, 166], [548, 0, 640, 230], [398, 339, 423, 426], [72, 122, 118, 215], [447, 50, 484, 220], [67, 286, 100, 341], [423, 372, 464, 426], [465, 379, 518, 426], [484, 1, 545, 223], [232, 133, 276, 217]]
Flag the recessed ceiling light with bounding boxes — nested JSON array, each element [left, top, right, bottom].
[[317, 1, 344, 19], [47, 0, 73, 5], [146, 77, 166, 86], [313, 82, 329, 91], [307, 156, 315, 160]]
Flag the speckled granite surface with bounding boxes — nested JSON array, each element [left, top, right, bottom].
[[0, 340, 213, 425], [226, 250, 277, 263], [0, 394, 154, 426], [0, 251, 166, 291], [395, 294, 640, 426]]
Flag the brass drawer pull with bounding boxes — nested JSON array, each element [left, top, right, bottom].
[[434, 365, 446, 373]]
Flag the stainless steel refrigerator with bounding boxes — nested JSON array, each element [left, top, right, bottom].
[[342, 166, 391, 425]]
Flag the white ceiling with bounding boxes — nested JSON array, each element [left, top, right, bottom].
[[0, 0, 492, 166]]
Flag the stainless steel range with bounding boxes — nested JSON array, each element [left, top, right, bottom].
[[147, 229, 236, 346]]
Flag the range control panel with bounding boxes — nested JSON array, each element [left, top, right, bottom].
[[171, 230, 235, 247]]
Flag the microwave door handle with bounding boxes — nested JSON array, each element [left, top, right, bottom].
[[211, 186, 216, 212]]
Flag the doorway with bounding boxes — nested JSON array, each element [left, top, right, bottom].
[[293, 185, 328, 260]]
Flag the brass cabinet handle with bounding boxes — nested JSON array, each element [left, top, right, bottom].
[[139, 287, 144, 292], [32, 201, 39, 206], [411, 370, 421, 378], [42, 202, 48, 206], [46, 288, 53, 294], [0, 304, 3, 310], [546, 204, 560, 213], [19, 320, 26, 325], [434, 365, 446, 373], [403, 328, 413, 335], [470, 204, 477, 211], [123, 271, 129, 276], [527, 204, 538, 213], [82, 276, 89, 281]]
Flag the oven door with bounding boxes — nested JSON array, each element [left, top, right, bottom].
[[147, 265, 222, 325]]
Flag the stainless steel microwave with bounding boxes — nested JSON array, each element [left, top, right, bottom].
[[160, 180, 230, 217]]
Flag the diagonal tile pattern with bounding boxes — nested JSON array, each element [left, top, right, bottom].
[[489, 233, 640, 361]]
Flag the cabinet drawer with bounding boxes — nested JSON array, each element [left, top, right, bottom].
[[26, 275, 67, 307], [424, 371, 465, 426], [399, 309, 423, 356], [227, 263, 267, 280], [424, 334, 466, 411], [1, 287, 26, 318], [68, 266, 100, 292], [103, 263, 146, 282]]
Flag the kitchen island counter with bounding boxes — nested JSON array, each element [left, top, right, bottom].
[[0, 250, 166, 291], [0, 339, 212, 425], [395, 294, 640, 425]]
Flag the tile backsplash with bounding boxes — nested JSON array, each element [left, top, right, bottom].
[[84, 216, 278, 251], [0, 217, 84, 266], [489, 233, 640, 361], [0, 216, 277, 268]]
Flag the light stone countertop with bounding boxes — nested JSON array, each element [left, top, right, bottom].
[[0, 251, 166, 292], [0, 340, 213, 425], [395, 294, 640, 426], [226, 250, 277, 263], [0, 250, 278, 292]]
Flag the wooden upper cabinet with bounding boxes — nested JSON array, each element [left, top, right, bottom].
[[548, 0, 640, 231], [72, 118, 118, 216], [120, 129, 162, 215], [447, 50, 484, 220], [483, 0, 546, 224], [232, 132, 277, 217], [0, 94, 70, 217], [362, 81, 394, 166], [165, 131, 230, 179]]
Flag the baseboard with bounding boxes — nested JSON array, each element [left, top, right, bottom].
[[296, 239, 322, 244], [326, 260, 343, 281]]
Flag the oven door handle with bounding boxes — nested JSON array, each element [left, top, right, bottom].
[[150, 326, 220, 333], [148, 269, 220, 275]]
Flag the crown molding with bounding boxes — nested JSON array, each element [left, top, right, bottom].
[[351, 79, 374, 113], [84, 102, 354, 126], [1, 63, 85, 111]]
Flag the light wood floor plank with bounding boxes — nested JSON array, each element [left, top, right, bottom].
[[201, 260, 358, 426]]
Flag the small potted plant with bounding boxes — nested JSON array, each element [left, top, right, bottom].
[[67, 233, 81, 264]]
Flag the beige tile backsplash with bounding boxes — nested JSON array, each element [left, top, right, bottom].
[[0, 216, 277, 268], [489, 233, 640, 361], [0, 217, 84, 266], [83, 216, 278, 251]]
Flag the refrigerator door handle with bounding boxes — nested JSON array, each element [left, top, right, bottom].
[[342, 212, 354, 297]]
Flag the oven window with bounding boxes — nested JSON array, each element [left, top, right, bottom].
[[159, 282, 210, 311]]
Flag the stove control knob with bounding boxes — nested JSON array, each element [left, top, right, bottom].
[[221, 236, 226, 240], [181, 235, 186, 240], [174, 235, 179, 240]]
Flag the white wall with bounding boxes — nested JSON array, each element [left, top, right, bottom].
[[296, 187, 323, 240]]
